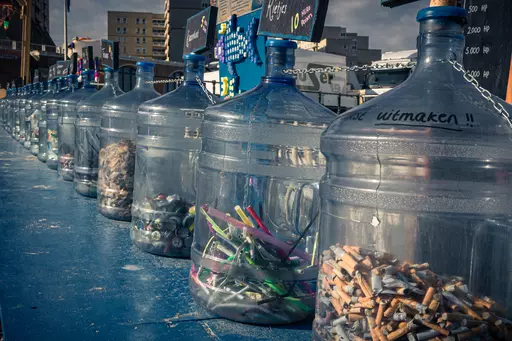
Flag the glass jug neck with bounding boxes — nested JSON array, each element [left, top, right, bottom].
[[263, 46, 296, 85], [184, 59, 204, 85], [104, 70, 114, 86], [135, 66, 154, 90], [416, 18, 464, 69]]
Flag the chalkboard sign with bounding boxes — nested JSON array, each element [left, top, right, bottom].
[[70, 53, 78, 75], [257, 0, 329, 42], [56, 60, 71, 78], [49, 64, 57, 81], [463, 0, 512, 99], [183, 6, 218, 56], [101, 40, 120, 71], [82, 46, 94, 70]]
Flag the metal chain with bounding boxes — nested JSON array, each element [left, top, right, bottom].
[[145, 78, 184, 85], [196, 76, 216, 105], [283, 59, 511, 128], [447, 59, 512, 128], [282, 62, 417, 75]]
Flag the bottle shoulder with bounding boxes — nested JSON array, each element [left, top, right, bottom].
[[138, 85, 214, 115], [102, 87, 160, 114], [205, 82, 335, 125]]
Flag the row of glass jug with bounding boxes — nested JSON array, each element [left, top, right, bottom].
[[1, 7, 511, 337]]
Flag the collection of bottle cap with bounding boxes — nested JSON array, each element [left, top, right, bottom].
[[1, 6, 511, 340]]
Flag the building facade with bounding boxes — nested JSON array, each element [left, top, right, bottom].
[[0, 0, 56, 87], [164, 0, 211, 62], [107, 11, 166, 60]]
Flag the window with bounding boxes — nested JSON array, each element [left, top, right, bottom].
[[136, 17, 140, 24], [142, 37, 146, 44], [116, 17, 120, 24], [136, 48, 140, 54], [142, 18, 146, 24], [137, 27, 140, 34], [123, 17, 127, 24], [142, 28, 146, 35], [137, 37, 140, 44], [142, 48, 146, 54], [123, 46, 127, 53], [116, 27, 121, 33], [123, 27, 127, 34]]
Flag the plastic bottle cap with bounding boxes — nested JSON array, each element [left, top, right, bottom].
[[416, 6, 467, 22], [184, 54, 206, 62], [266, 39, 297, 49]]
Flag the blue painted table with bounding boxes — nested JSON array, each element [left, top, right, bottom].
[[0, 129, 312, 340]]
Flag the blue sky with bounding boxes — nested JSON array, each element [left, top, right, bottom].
[[49, 0, 429, 53]]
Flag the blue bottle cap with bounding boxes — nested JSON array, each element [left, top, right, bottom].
[[104, 66, 113, 72], [417, 6, 467, 22], [266, 39, 297, 49], [184, 54, 206, 61], [136, 61, 155, 72]]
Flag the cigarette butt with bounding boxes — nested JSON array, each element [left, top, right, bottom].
[[338, 260, 357, 276], [384, 298, 400, 317], [422, 287, 436, 306], [343, 245, 364, 261], [461, 303, 482, 321], [353, 300, 376, 309], [354, 337, 365, 341], [374, 326, 389, 341], [334, 276, 348, 288], [376, 301, 386, 325], [348, 313, 365, 322], [399, 298, 426, 314], [430, 0, 457, 6], [362, 256, 374, 270], [442, 313, 473, 322], [356, 273, 373, 298], [328, 260, 346, 279], [331, 297, 343, 316], [398, 322, 408, 329], [341, 252, 359, 269], [370, 327, 379, 341], [461, 319, 487, 328], [335, 286, 352, 306], [387, 324, 413, 341], [415, 315, 450, 336], [428, 295, 441, 314]]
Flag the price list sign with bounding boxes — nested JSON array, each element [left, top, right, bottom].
[[463, 0, 512, 99], [258, 0, 329, 42], [183, 6, 218, 55]]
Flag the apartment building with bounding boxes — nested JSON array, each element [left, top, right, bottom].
[[107, 11, 166, 60]]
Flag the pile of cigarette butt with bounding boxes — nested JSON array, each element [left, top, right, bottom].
[[314, 244, 510, 341]]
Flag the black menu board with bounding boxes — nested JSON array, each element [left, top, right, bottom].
[[257, 0, 329, 42], [56, 60, 71, 78], [463, 0, 512, 99], [101, 40, 120, 71], [49, 65, 56, 81], [82, 46, 94, 70], [183, 6, 218, 56]]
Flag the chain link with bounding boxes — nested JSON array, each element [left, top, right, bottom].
[[283, 59, 511, 128], [145, 78, 184, 85], [447, 59, 511, 128], [195, 76, 216, 105], [282, 62, 417, 75]]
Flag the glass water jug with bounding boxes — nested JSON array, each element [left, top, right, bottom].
[[131, 54, 217, 257], [74, 68, 124, 197], [189, 39, 336, 325], [58, 70, 97, 181], [313, 7, 512, 341], [98, 62, 159, 220], [46, 77, 71, 170]]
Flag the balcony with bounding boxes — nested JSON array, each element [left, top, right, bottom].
[[153, 41, 165, 47]]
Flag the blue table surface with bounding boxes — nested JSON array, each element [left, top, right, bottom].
[[0, 129, 312, 341]]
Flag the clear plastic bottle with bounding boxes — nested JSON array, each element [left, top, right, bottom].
[[28, 82, 48, 156], [59, 70, 97, 181], [74, 68, 124, 197], [22, 84, 37, 148], [15, 86, 27, 141], [313, 7, 512, 341], [7, 88, 16, 136], [1, 88, 8, 131], [98, 62, 159, 220], [37, 80, 57, 162], [189, 39, 336, 325], [131, 54, 216, 257], [11, 87, 19, 138], [46, 76, 71, 169]]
